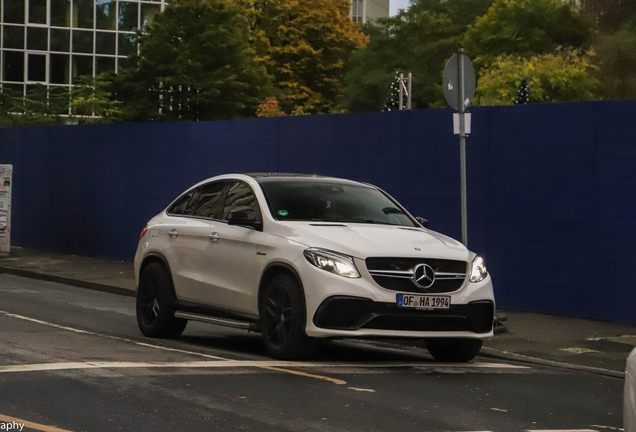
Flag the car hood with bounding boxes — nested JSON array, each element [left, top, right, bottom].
[[269, 222, 470, 261]]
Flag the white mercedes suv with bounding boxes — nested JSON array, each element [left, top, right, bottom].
[[134, 173, 495, 361]]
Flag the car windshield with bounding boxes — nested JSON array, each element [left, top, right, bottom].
[[259, 180, 417, 227]]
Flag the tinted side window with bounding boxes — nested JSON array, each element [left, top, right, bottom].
[[192, 181, 229, 219], [184, 187, 201, 216], [222, 182, 261, 221], [168, 190, 195, 215]]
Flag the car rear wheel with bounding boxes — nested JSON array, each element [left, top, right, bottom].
[[136, 262, 187, 338], [425, 338, 483, 362], [260, 273, 316, 360]]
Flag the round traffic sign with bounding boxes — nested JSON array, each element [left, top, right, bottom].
[[443, 52, 476, 112]]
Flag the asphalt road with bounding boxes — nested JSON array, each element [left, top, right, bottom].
[[0, 274, 625, 432]]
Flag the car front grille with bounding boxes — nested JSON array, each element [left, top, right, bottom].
[[366, 257, 467, 293]]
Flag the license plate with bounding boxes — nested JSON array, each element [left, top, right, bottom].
[[397, 294, 451, 310]]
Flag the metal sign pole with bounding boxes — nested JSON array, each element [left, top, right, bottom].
[[458, 49, 468, 247], [443, 49, 475, 247], [407, 73, 412, 110], [399, 73, 404, 110]]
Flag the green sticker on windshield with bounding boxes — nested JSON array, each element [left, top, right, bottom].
[[278, 210, 289, 217]]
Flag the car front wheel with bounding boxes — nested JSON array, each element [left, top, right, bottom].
[[260, 273, 316, 360], [425, 338, 483, 362], [136, 262, 187, 338]]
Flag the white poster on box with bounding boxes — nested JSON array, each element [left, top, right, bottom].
[[0, 164, 12, 256]]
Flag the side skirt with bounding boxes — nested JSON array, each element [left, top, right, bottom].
[[174, 300, 261, 332]]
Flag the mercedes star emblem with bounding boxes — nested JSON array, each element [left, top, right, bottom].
[[413, 263, 435, 289]]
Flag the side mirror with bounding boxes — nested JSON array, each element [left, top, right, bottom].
[[228, 208, 263, 231], [415, 216, 431, 229]]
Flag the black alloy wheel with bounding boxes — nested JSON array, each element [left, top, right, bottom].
[[136, 262, 187, 338], [137, 271, 161, 329], [260, 273, 316, 360]]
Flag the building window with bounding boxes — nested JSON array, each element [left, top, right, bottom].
[[29, 0, 48, 24], [96, 1, 117, 30], [72, 30, 94, 54], [140, 4, 161, 30], [3, 26, 25, 50], [351, 0, 363, 24], [27, 53, 47, 82], [4, 0, 26, 24], [73, 0, 94, 28], [118, 2, 139, 31], [50, 28, 71, 52], [27, 27, 48, 51], [3, 51, 25, 82], [50, 53, 70, 84], [72, 55, 92, 82], [96, 32, 116, 55], [51, 0, 71, 27], [96, 56, 116, 74], [118, 33, 137, 56]]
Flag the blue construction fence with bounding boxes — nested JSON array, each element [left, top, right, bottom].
[[1, 99, 635, 324]]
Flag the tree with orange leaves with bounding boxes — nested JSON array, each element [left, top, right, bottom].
[[236, 0, 368, 115]]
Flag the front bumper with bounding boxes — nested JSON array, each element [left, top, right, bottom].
[[314, 297, 494, 334], [297, 255, 496, 339]]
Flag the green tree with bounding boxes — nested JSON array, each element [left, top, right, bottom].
[[474, 49, 600, 105], [70, 75, 123, 123], [111, 0, 272, 121], [0, 86, 68, 127], [242, 0, 367, 114], [463, 0, 593, 68], [343, 0, 494, 112]]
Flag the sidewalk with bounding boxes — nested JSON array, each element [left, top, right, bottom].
[[1, 246, 634, 377]]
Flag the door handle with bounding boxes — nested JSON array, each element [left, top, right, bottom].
[[168, 229, 179, 237], [209, 232, 220, 241]]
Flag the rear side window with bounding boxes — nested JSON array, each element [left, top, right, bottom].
[[168, 190, 195, 215], [192, 181, 229, 219]]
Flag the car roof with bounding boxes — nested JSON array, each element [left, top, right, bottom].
[[244, 173, 374, 188]]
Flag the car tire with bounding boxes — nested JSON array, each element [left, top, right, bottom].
[[136, 262, 187, 338], [425, 338, 483, 362], [260, 273, 316, 360]]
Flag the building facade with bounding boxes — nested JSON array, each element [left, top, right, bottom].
[[350, 0, 389, 24], [1, 0, 167, 96]]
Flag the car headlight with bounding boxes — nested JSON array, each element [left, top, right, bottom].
[[304, 248, 360, 278], [469, 256, 488, 283]]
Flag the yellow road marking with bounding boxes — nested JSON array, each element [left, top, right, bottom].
[[0, 413, 73, 432], [259, 366, 346, 385], [347, 387, 375, 392]]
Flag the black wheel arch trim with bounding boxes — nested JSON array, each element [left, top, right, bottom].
[[139, 252, 177, 298], [258, 261, 307, 313]]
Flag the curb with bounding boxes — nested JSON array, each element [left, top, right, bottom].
[[0, 266, 136, 298], [480, 347, 625, 379]]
